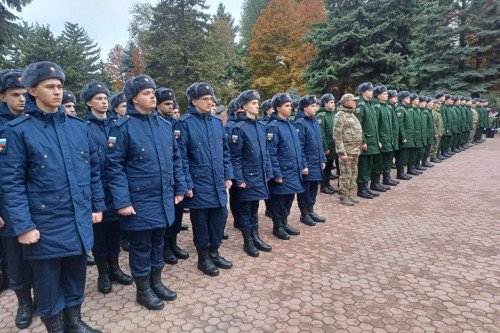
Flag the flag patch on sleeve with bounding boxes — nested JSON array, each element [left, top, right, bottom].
[[267, 133, 273, 141], [174, 130, 181, 139], [0, 138, 6, 152], [232, 135, 238, 143], [108, 136, 116, 148]]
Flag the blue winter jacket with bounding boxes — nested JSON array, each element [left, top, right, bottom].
[[229, 113, 272, 201], [173, 105, 234, 209], [105, 104, 187, 231], [85, 109, 121, 222], [265, 113, 305, 195], [0, 96, 106, 259], [293, 109, 327, 181], [0, 102, 22, 237]]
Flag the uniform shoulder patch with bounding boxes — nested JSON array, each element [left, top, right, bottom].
[[267, 132, 274, 141], [107, 136, 117, 148], [317, 119, 322, 125], [396, 112, 402, 118], [355, 108, 361, 114], [231, 134, 238, 143], [114, 115, 131, 127], [7, 114, 31, 127], [0, 138, 7, 153]]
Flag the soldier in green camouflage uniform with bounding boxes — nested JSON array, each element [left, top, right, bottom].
[[372, 85, 398, 187], [316, 94, 338, 194], [430, 100, 444, 163], [441, 95, 454, 157], [334, 94, 362, 206]]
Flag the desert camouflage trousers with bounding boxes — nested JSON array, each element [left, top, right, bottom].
[[469, 123, 477, 143], [338, 153, 360, 197], [429, 135, 442, 159]]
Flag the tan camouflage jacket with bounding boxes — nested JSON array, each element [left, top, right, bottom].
[[432, 108, 444, 137], [471, 107, 479, 124], [334, 105, 362, 156]]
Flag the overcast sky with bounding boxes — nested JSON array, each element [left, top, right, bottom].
[[17, 0, 243, 61]]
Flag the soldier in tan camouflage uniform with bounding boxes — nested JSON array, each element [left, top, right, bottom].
[[334, 94, 363, 206], [430, 100, 444, 163]]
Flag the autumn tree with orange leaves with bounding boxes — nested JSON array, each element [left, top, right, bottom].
[[247, 0, 326, 99]]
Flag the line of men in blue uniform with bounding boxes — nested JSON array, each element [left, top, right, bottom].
[[0, 62, 492, 333]]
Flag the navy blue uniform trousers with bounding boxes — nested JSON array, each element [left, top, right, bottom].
[[267, 194, 295, 219], [128, 228, 165, 278], [190, 207, 227, 248], [30, 253, 86, 318], [297, 181, 319, 208], [1, 237, 32, 290], [238, 199, 259, 231], [165, 201, 184, 239], [92, 219, 121, 258]]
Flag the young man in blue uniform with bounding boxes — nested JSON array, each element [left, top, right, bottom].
[[0, 61, 106, 333], [82, 81, 133, 295], [229, 90, 273, 257], [155, 87, 189, 265], [0, 69, 34, 330], [109, 92, 127, 118], [294, 95, 327, 226], [173, 82, 234, 277], [62, 90, 77, 116], [260, 99, 273, 124], [265, 93, 304, 240], [224, 98, 242, 231], [105, 75, 187, 310]]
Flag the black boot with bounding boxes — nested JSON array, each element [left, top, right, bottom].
[[41, 314, 64, 333], [320, 181, 335, 194], [134, 275, 164, 310], [430, 157, 441, 163], [407, 165, 419, 175], [282, 217, 300, 236], [415, 162, 426, 171], [170, 234, 189, 259], [63, 304, 102, 333], [272, 218, 290, 240], [180, 223, 188, 231], [95, 256, 111, 294], [370, 175, 387, 192], [209, 245, 232, 269], [150, 267, 177, 301], [308, 206, 326, 222], [86, 253, 95, 266], [396, 168, 411, 180], [357, 182, 373, 199], [250, 226, 272, 252], [383, 173, 398, 186], [15, 287, 33, 329], [163, 237, 178, 265], [365, 183, 380, 197], [108, 256, 133, 285], [299, 206, 316, 226], [242, 229, 259, 257], [196, 247, 219, 276], [422, 158, 434, 167], [222, 233, 229, 240]]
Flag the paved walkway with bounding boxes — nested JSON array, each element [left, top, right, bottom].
[[1, 138, 499, 333]]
